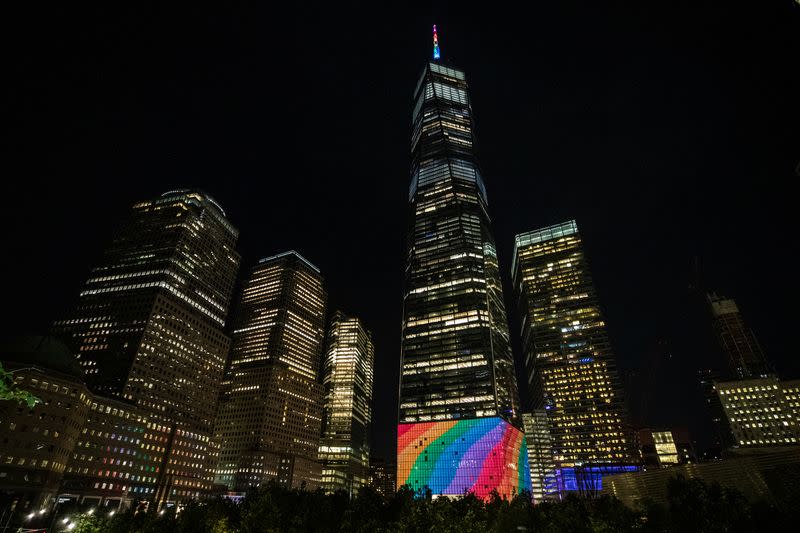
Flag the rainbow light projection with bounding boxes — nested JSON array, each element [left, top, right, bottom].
[[398, 417, 531, 500], [432, 24, 440, 60]]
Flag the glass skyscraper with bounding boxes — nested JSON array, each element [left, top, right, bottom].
[[397, 32, 529, 499], [522, 411, 558, 503], [214, 251, 327, 491], [318, 311, 375, 495], [512, 221, 630, 469]]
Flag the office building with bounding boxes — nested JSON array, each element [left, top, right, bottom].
[[215, 252, 326, 491], [397, 27, 529, 499], [1, 336, 212, 513], [636, 428, 695, 468], [716, 377, 799, 447], [368, 457, 396, 498], [522, 411, 558, 503], [53, 189, 240, 438], [512, 220, 630, 473], [318, 311, 374, 495]]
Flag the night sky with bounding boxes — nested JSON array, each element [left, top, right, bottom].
[[5, 2, 799, 460]]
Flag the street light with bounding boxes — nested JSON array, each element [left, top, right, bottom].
[[67, 523, 76, 531], [86, 508, 95, 515], [26, 512, 35, 520], [62, 517, 70, 524], [109, 510, 115, 517]]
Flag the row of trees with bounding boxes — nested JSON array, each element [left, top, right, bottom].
[[42, 475, 795, 533]]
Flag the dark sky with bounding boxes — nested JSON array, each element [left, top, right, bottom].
[[4, 2, 799, 459]]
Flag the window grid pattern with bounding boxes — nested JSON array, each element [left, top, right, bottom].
[[513, 221, 630, 466]]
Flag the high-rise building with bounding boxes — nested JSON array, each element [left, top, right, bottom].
[[51, 190, 240, 502], [318, 311, 375, 495], [397, 27, 529, 500], [522, 411, 558, 503], [54, 190, 240, 435], [708, 293, 772, 379], [512, 220, 630, 472], [214, 251, 326, 491], [716, 377, 799, 447]]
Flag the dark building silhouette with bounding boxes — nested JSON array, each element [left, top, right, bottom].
[[368, 457, 396, 499], [698, 368, 736, 451], [214, 252, 326, 491], [708, 293, 772, 379]]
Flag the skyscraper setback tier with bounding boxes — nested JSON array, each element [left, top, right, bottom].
[[397, 46, 527, 499], [399, 60, 520, 426], [512, 220, 630, 466], [215, 251, 327, 491], [53, 189, 240, 437], [318, 311, 375, 495]]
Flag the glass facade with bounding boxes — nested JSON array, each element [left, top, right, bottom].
[[214, 251, 326, 491], [318, 311, 375, 495], [522, 411, 558, 503], [552, 465, 638, 493], [512, 221, 630, 467], [397, 417, 530, 499], [399, 59, 520, 430]]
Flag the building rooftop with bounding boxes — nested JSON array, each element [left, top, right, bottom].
[[1, 335, 83, 380], [258, 250, 320, 273], [512, 220, 579, 274]]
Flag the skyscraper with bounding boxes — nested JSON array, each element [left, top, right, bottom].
[[397, 27, 529, 499], [52, 190, 240, 503], [522, 411, 558, 503], [318, 311, 375, 495], [512, 221, 630, 472], [708, 293, 772, 379], [215, 251, 326, 491], [54, 189, 239, 432]]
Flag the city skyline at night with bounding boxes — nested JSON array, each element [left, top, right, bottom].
[[3, 5, 800, 521]]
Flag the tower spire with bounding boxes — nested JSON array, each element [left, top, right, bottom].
[[432, 24, 440, 60]]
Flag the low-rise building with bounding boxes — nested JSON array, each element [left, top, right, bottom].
[[716, 377, 800, 447]]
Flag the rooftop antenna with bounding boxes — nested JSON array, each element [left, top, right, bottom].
[[433, 24, 440, 60]]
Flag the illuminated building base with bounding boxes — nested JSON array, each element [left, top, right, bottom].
[[553, 465, 639, 494], [397, 417, 531, 500]]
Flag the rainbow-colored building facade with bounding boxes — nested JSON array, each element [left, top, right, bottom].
[[397, 417, 531, 499]]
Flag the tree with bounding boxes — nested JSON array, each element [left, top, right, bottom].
[[0, 362, 39, 407]]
